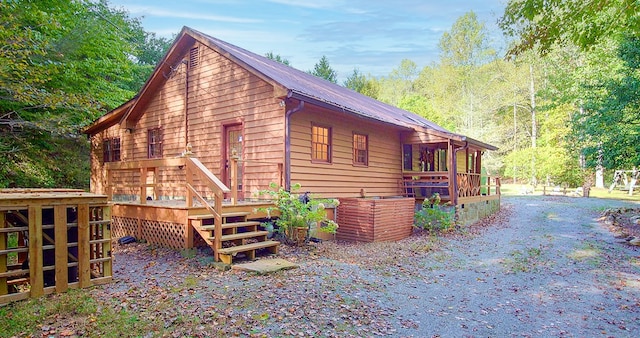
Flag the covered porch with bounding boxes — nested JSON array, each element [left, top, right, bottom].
[[400, 129, 500, 206]]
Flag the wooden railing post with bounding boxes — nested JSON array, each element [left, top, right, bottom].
[[139, 167, 147, 204], [102, 205, 112, 278], [77, 204, 91, 288], [106, 168, 113, 201], [213, 191, 223, 262], [54, 205, 68, 293], [185, 165, 193, 208], [28, 205, 43, 298], [230, 150, 239, 206]]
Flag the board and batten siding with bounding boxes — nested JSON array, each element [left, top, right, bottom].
[[289, 108, 404, 198]]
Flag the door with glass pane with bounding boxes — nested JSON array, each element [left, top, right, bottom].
[[224, 125, 243, 192]]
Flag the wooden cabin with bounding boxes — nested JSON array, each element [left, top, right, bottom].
[[83, 27, 499, 261]]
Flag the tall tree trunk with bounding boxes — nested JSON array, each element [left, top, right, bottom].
[[529, 64, 537, 187], [596, 142, 604, 188], [513, 90, 517, 184]]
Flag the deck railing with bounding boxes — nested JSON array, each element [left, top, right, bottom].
[[401, 171, 451, 199], [105, 156, 230, 261], [456, 173, 501, 204], [401, 171, 501, 204]]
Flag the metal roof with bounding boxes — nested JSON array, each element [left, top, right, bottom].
[[192, 28, 455, 135]]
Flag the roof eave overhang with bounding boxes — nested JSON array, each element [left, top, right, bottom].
[[287, 90, 414, 131], [82, 98, 136, 135]]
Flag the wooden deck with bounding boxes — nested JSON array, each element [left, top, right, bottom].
[[105, 157, 280, 264]]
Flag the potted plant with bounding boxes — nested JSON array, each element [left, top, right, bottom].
[[257, 183, 338, 245]]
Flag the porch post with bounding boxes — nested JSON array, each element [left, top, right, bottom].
[[449, 141, 458, 205]]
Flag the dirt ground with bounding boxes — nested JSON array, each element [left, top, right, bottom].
[[21, 195, 640, 337]]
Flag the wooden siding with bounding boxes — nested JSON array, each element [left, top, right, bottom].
[[90, 42, 285, 199], [290, 108, 403, 198], [336, 197, 414, 242]]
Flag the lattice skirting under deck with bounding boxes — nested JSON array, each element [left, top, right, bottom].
[[112, 216, 187, 249]]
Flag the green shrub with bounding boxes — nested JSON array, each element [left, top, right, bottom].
[[414, 193, 455, 233]]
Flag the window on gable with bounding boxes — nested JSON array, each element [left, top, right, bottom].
[[353, 133, 368, 166], [102, 137, 121, 163], [311, 124, 331, 163], [189, 46, 199, 68], [148, 128, 162, 159]]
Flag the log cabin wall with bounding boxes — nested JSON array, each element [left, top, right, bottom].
[[290, 107, 403, 198], [90, 42, 285, 199]]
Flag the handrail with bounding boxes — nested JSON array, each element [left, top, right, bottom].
[[185, 158, 230, 194], [105, 156, 231, 262], [184, 157, 229, 262]]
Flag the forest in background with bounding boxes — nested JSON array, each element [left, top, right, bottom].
[[1, 0, 638, 189]]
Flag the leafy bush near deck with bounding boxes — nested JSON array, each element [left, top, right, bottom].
[[414, 193, 455, 233]]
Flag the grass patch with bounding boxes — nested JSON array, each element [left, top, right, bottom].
[[503, 246, 544, 273], [567, 241, 602, 267], [501, 183, 640, 202], [0, 289, 158, 337]]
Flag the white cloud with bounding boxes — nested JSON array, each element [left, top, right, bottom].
[[123, 5, 262, 23]]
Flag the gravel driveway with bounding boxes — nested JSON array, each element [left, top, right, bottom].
[[103, 195, 640, 337], [383, 196, 640, 337]]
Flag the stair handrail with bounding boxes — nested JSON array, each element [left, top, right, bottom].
[[184, 157, 230, 262]]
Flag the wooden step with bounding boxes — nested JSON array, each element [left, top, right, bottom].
[[200, 221, 261, 231], [188, 211, 251, 220], [209, 230, 269, 242], [218, 240, 280, 264]]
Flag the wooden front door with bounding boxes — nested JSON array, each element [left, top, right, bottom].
[[224, 124, 243, 192]]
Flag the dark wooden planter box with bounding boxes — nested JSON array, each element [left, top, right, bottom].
[[336, 197, 415, 242]]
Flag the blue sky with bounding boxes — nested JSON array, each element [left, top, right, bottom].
[[110, 0, 507, 82]]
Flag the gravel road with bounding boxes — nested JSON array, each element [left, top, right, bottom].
[[382, 195, 640, 337], [104, 195, 640, 337]]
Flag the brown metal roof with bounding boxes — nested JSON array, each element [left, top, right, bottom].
[[85, 26, 496, 151]]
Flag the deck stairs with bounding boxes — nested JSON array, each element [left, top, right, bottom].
[[188, 211, 279, 264]]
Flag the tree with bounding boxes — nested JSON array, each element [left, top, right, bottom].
[[343, 68, 380, 99], [0, 0, 171, 188], [439, 11, 493, 67], [309, 55, 337, 83], [500, 0, 640, 56], [265, 52, 291, 66]]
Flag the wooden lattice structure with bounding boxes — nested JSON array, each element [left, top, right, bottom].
[[0, 189, 112, 304]]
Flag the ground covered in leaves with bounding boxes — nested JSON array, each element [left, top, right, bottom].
[[2, 195, 640, 337]]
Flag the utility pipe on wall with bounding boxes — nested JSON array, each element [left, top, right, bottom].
[[284, 92, 305, 190]]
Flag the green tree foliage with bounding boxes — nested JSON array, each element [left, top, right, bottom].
[[0, 0, 170, 188], [500, 0, 640, 56], [343, 68, 380, 99], [265, 52, 291, 66], [501, 0, 640, 172], [309, 55, 337, 83], [439, 11, 493, 67]]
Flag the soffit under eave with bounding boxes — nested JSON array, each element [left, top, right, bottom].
[[188, 28, 289, 99], [82, 98, 135, 135], [120, 30, 196, 129]]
